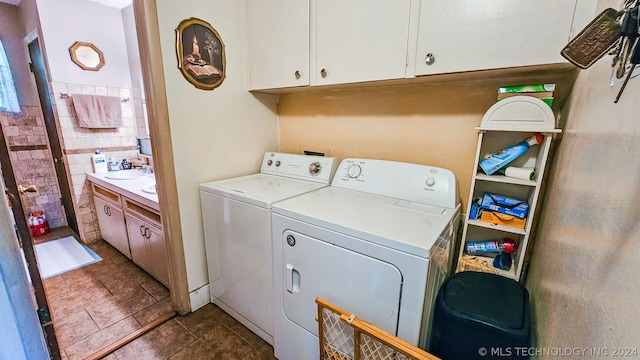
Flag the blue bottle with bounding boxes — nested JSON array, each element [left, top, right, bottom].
[[479, 134, 543, 175]]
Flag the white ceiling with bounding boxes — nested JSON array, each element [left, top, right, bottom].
[[0, 0, 132, 9]]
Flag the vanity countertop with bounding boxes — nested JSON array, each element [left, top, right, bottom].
[[87, 170, 159, 211]]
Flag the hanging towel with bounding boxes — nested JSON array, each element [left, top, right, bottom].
[[72, 94, 123, 128]]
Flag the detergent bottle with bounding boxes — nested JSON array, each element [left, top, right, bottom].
[[479, 133, 543, 176]]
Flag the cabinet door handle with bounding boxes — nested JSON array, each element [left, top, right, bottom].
[[320, 68, 327, 78], [140, 225, 145, 237], [294, 70, 301, 80], [106, 206, 111, 216], [146, 227, 151, 239], [425, 53, 435, 65], [103, 205, 108, 215]]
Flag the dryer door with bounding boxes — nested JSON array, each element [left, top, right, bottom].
[[281, 229, 402, 337]]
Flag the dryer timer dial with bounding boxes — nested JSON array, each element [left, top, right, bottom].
[[347, 164, 362, 178], [309, 162, 321, 175]]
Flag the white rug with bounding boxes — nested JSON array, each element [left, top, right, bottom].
[[34, 236, 102, 279]]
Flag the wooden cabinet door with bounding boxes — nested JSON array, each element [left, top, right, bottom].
[[126, 214, 152, 274], [315, 0, 411, 85], [147, 224, 169, 287], [246, 0, 309, 90], [94, 196, 130, 259], [414, 0, 579, 76]]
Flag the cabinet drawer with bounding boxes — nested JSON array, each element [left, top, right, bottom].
[[92, 183, 122, 207], [124, 198, 162, 229]]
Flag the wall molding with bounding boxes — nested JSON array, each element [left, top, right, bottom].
[[64, 145, 138, 155]]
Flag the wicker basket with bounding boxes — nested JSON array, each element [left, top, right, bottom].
[[316, 297, 440, 360]]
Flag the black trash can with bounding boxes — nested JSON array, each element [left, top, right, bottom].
[[428, 271, 531, 359]]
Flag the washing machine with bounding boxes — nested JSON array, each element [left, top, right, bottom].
[[199, 152, 338, 345], [271, 158, 461, 359]]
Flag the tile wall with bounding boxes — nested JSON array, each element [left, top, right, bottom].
[[50, 82, 140, 243], [1, 106, 66, 229]]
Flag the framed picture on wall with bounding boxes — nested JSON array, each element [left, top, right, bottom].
[[176, 17, 226, 90]]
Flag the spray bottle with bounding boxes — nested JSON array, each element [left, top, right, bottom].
[[479, 134, 543, 175]]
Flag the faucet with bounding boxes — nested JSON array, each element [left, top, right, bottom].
[[140, 164, 153, 173]]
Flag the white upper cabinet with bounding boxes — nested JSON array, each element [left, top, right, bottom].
[[246, 0, 310, 90], [313, 0, 411, 86], [245, 1, 597, 90], [413, 0, 596, 76]]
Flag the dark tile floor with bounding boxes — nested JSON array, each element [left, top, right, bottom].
[[39, 228, 275, 360]]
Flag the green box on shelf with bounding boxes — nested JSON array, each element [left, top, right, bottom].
[[496, 84, 555, 108]]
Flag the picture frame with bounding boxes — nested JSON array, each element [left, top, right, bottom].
[[176, 18, 226, 90], [69, 41, 105, 71]]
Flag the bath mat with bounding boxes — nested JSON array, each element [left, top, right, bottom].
[[34, 236, 102, 279]]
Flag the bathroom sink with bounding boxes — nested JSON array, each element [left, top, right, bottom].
[[141, 183, 157, 194], [105, 170, 154, 180]]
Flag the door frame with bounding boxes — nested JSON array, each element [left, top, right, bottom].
[[134, 0, 190, 314], [0, 117, 61, 360], [27, 37, 78, 235]]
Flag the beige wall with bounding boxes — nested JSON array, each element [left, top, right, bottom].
[[526, 0, 640, 351], [279, 76, 574, 210], [154, 0, 279, 307]]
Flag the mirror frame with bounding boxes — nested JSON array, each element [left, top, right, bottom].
[[69, 41, 105, 71]]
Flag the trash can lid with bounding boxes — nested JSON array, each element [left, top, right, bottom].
[[442, 271, 529, 331]]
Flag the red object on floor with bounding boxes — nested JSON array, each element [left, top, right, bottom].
[[31, 221, 50, 237]]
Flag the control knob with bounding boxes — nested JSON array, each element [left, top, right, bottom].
[[425, 177, 435, 187], [347, 164, 362, 178], [309, 162, 321, 175]]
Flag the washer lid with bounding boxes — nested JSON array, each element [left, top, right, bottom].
[[272, 186, 460, 258], [200, 173, 329, 208]]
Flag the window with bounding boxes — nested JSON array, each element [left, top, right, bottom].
[[0, 40, 20, 113]]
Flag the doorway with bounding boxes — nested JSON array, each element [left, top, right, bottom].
[[0, 113, 61, 359], [27, 38, 78, 234]]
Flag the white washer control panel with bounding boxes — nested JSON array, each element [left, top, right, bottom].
[[260, 152, 338, 183], [332, 158, 459, 209]]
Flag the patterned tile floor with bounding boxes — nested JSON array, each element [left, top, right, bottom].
[[39, 228, 275, 360]]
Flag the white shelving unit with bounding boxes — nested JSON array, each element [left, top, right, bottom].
[[457, 96, 561, 281]]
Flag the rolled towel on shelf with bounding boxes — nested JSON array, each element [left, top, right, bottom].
[[504, 166, 535, 181], [494, 166, 536, 181], [72, 94, 123, 128]]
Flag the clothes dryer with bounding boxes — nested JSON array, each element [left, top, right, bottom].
[[271, 158, 461, 359], [199, 152, 338, 345]]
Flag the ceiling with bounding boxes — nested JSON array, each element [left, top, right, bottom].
[[0, 0, 132, 9]]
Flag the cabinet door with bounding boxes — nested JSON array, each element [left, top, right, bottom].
[[147, 224, 169, 287], [414, 0, 578, 76], [94, 196, 130, 259], [126, 214, 152, 274], [246, 0, 309, 90], [315, 0, 411, 85]]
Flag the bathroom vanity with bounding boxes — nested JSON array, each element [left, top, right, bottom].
[[87, 170, 169, 287]]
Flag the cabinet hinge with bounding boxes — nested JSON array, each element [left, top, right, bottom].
[[37, 306, 52, 325]]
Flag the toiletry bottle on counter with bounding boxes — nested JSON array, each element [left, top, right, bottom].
[[92, 150, 107, 173], [479, 133, 543, 175], [466, 238, 516, 256], [108, 157, 120, 171]]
